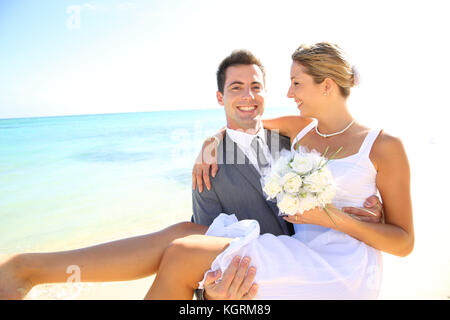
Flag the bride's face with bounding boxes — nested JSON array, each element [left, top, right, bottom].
[[287, 62, 324, 117]]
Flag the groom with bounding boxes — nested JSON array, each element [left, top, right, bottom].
[[191, 50, 383, 300]]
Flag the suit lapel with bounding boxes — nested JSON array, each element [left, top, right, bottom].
[[234, 163, 263, 195], [222, 135, 264, 196], [221, 130, 287, 197], [220, 132, 294, 236]]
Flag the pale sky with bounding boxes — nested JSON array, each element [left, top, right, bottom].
[[1, 0, 449, 135]]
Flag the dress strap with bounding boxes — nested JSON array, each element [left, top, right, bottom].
[[358, 128, 382, 157], [291, 118, 318, 151]]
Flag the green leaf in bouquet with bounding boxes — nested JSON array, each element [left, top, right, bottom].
[[323, 206, 337, 228], [318, 146, 330, 168], [322, 146, 344, 167]]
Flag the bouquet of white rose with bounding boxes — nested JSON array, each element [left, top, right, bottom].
[[262, 146, 342, 224]]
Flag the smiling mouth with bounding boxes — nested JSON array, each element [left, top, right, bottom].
[[296, 100, 303, 108], [237, 105, 257, 112]]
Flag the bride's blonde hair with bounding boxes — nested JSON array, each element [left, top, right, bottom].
[[291, 42, 358, 98]]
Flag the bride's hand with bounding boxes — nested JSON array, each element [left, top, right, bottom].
[[283, 205, 340, 229], [192, 137, 219, 192]]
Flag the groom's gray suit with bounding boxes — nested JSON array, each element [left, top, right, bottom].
[[191, 129, 294, 236]]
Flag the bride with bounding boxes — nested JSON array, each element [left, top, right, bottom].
[[0, 42, 413, 300]]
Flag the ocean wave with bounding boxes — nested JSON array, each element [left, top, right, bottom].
[[74, 151, 156, 163]]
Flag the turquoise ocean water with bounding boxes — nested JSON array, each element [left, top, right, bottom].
[[0, 107, 293, 253]]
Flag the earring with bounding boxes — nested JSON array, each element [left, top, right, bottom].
[[323, 92, 327, 96]]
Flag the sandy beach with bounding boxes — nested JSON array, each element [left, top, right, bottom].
[[26, 227, 450, 300], [26, 199, 450, 300], [24, 210, 193, 300]]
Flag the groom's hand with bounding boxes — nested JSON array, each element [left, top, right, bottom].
[[342, 195, 384, 223], [203, 256, 258, 300]]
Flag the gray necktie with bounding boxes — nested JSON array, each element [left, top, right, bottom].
[[251, 136, 270, 175]]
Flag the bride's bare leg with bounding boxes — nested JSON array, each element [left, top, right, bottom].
[[145, 234, 233, 300], [0, 222, 207, 299]]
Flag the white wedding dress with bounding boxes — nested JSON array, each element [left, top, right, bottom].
[[198, 121, 383, 299]]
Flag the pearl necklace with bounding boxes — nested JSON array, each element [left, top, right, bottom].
[[314, 120, 355, 138]]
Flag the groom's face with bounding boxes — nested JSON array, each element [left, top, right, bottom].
[[216, 64, 266, 132]]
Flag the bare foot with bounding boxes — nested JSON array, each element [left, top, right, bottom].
[[0, 254, 34, 300]]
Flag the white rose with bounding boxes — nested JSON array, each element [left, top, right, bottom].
[[306, 151, 324, 168], [317, 185, 336, 206], [281, 172, 303, 194], [303, 168, 331, 193], [298, 193, 319, 214], [319, 166, 334, 180], [263, 174, 282, 199], [273, 156, 292, 177], [278, 193, 300, 216], [290, 153, 314, 174]]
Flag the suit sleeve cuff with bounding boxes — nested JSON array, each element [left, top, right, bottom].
[[194, 288, 206, 300]]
